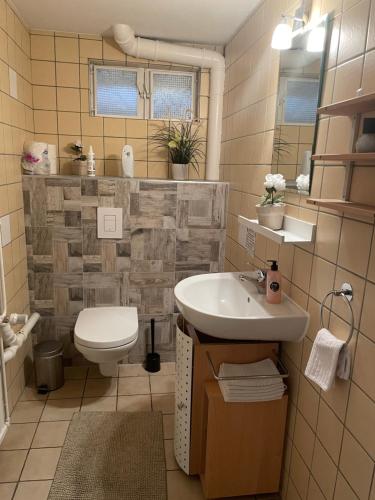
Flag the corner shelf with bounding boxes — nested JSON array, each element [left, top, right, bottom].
[[312, 152, 375, 162], [238, 215, 316, 245], [307, 199, 375, 219], [317, 91, 375, 116]]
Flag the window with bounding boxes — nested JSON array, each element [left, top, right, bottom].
[[278, 77, 320, 125], [91, 64, 197, 120]]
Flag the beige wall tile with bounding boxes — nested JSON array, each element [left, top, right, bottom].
[[360, 281, 375, 341], [57, 111, 81, 135], [30, 34, 54, 61], [346, 382, 375, 459], [290, 447, 310, 499], [334, 472, 358, 500], [309, 256, 336, 303], [311, 439, 337, 499], [317, 399, 344, 464], [291, 248, 313, 291], [337, 0, 370, 63], [79, 38, 102, 62], [81, 113, 103, 136], [55, 37, 79, 63], [56, 87, 80, 112], [103, 117, 125, 137], [31, 60, 55, 85], [332, 56, 363, 102], [337, 218, 372, 277], [339, 430, 374, 499], [352, 333, 375, 400], [56, 62, 79, 87], [33, 85, 56, 110], [34, 110, 58, 134]]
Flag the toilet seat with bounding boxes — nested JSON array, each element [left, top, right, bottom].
[[74, 307, 138, 349]]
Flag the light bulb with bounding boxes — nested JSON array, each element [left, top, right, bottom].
[[307, 26, 325, 52], [271, 21, 292, 50]]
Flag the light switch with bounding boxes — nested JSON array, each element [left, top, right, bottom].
[[97, 208, 123, 239]]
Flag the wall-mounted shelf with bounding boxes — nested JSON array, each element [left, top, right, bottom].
[[312, 152, 375, 162], [238, 215, 316, 245], [317, 91, 375, 116], [307, 199, 375, 219]]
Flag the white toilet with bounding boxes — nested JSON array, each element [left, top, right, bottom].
[[74, 306, 138, 376]]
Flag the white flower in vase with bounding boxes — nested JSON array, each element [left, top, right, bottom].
[[296, 174, 310, 192], [256, 173, 286, 230]]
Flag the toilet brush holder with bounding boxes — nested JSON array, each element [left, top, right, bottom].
[[145, 318, 160, 373]]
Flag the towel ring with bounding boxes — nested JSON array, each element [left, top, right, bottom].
[[320, 282, 354, 345]]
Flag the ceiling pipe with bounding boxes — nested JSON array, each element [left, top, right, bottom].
[[113, 24, 225, 181]]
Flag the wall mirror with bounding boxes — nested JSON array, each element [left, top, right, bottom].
[[271, 16, 328, 194]]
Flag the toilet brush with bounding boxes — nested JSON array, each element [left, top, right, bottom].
[[145, 318, 160, 373]]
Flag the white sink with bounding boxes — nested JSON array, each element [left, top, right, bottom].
[[174, 272, 309, 342]]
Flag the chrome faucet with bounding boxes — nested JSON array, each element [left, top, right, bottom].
[[239, 269, 267, 294]]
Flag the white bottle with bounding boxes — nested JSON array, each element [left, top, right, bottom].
[[122, 145, 134, 178], [87, 145, 96, 177]]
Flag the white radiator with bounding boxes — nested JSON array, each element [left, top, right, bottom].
[[174, 324, 193, 474]]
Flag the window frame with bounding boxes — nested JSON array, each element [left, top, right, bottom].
[[277, 76, 320, 127], [149, 68, 196, 121], [91, 64, 144, 119], [90, 62, 198, 121]]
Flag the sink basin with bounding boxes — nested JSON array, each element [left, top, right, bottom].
[[174, 272, 309, 341]]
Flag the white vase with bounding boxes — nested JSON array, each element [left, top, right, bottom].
[[171, 163, 188, 180], [256, 204, 285, 230]]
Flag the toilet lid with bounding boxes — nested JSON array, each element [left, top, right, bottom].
[[74, 307, 138, 349]]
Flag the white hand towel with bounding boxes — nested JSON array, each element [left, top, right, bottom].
[[336, 345, 351, 380], [305, 328, 345, 391]]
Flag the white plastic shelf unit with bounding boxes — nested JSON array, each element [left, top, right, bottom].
[[238, 215, 316, 245]]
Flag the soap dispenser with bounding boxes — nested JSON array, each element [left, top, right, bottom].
[[266, 260, 281, 304]]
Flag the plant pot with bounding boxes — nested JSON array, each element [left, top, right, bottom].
[[171, 163, 188, 181], [256, 204, 285, 230], [72, 160, 87, 176]]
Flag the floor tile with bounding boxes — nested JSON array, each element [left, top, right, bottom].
[[117, 395, 152, 412], [32, 421, 70, 448], [150, 362, 176, 377], [167, 470, 205, 500], [81, 396, 117, 412], [164, 439, 178, 470], [19, 385, 48, 401], [87, 365, 117, 378], [11, 401, 45, 423], [21, 447, 61, 481], [0, 483, 17, 499], [84, 377, 118, 397], [150, 375, 175, 394], [0, 423, 37, 450], [64, 366, 88, 380], [152, 393, 175, 414], [40, 398, 81, 421], [48, 379, 85, 399], [0, 450, 28, 482], [118, 376, 150, 395], [119, 363, 148, 377], [13, 480, 52, 500], [163, 414, 174, 439]]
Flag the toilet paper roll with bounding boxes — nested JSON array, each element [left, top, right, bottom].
[[47, 144, 57, 174]]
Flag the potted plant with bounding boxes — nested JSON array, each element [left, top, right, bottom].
[[256, 173, 286, 230], [151, 120, 204, 180], [70, 141, 87, 175]]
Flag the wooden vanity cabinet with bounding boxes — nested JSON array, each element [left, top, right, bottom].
[[181, 320, 288, 498]]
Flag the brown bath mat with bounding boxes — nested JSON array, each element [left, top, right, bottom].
[[48, 411, 167, 500]]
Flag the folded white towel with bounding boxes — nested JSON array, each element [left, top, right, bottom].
[[218, 358, 285, 403], [305, 328, 346, 391]]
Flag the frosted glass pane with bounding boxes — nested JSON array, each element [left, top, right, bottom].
[[96, 67, 138, 117], [152, 73, 193, 120], [284, 79, 319, 124]]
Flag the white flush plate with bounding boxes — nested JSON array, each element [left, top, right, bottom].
[[0, 215, 11, 247], [97, 207, 123, 239]]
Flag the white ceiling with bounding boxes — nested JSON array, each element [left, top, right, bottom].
[[11, 0, 261, 45]]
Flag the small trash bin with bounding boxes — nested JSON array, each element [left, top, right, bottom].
[[33, 340, 64, 393]]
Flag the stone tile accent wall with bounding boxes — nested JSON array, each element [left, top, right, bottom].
[[23, 175, 228, 363]]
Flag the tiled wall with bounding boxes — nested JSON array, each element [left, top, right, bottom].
[[30, 30, 213, 180], [23, 175, 228, 364], [223, 0, 375, 499], [0, 0, 33, 412]]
